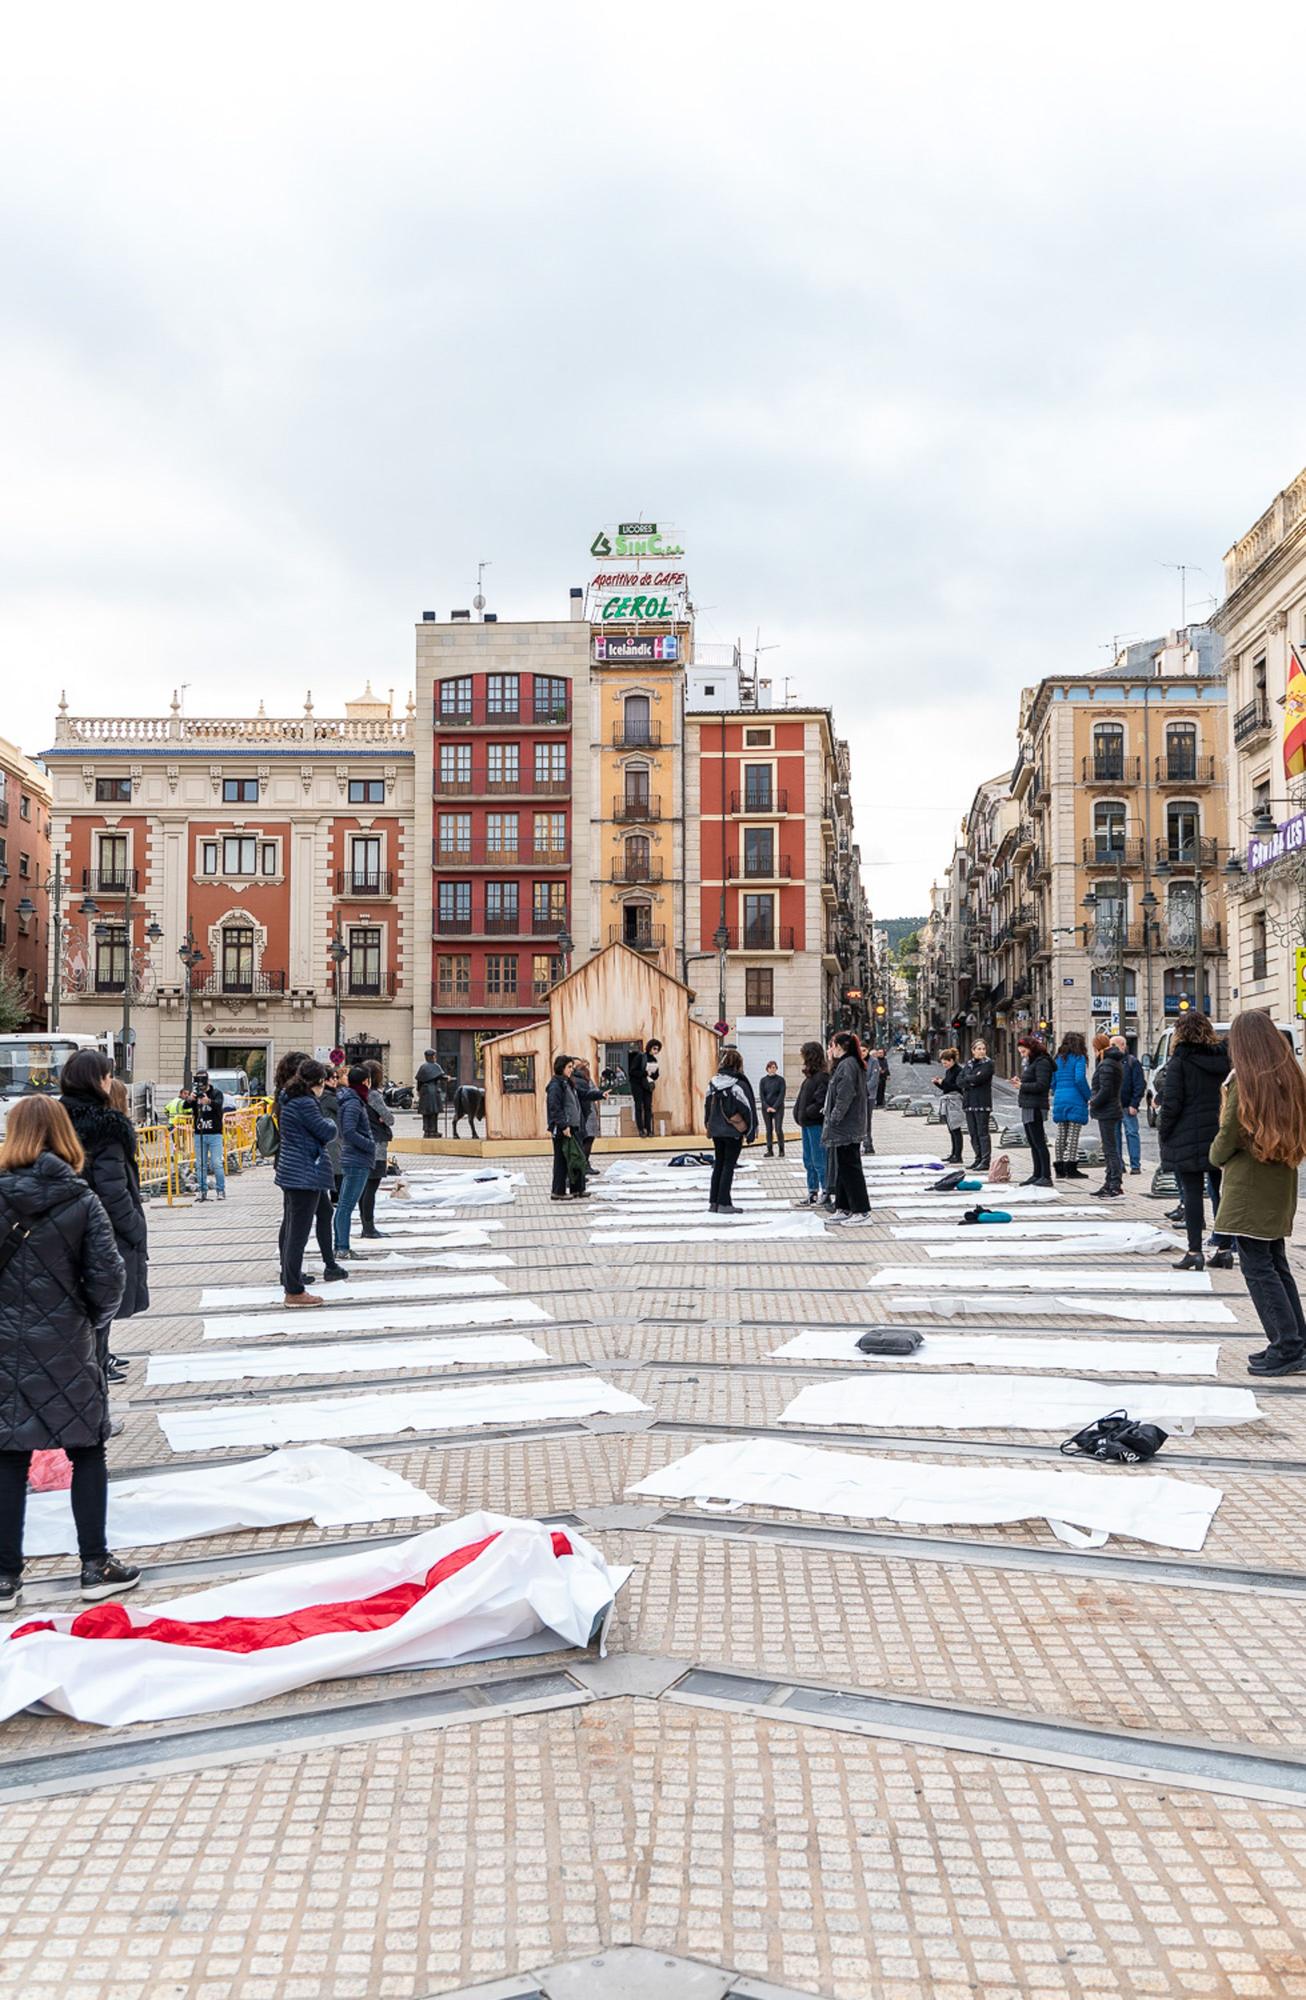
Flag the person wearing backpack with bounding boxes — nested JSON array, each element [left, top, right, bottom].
[[822, 1031, 870, 1223], [791, 1042, 830, 1205], [704, 1047, 758, 1213], [1211, 1011, 1306, 1375], [0, 1094, 138, 1612], [959, 1039, 994, 1171]]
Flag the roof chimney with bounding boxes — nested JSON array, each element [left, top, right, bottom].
[[451, 609, 471, 622], [421, 610, 436, 622], [569, 588, 584, 622]]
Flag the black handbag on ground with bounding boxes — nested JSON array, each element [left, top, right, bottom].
[[930, 1169, 966, 1191], [1060, 1410, 1168, 1464], [856, 1329, 924, 1356]]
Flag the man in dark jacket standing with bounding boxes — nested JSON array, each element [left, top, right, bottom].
[[181, 1069, 226, 1201], [759, 1062, 786, 1156], [1089, 1038, 1126, 1198], [960, 1040, 994, 1171], [1111, 1034, 1146, 1176], [627, 1040, 660, 1139], [1156, 1015, 1234, 1268], [415, 1050, 446, 1139]]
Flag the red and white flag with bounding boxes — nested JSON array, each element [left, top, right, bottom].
[[0, 1513, 623, 1727]]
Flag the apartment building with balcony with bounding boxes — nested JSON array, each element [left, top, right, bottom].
[[684, 664, 871, 1068], [415, 611, 591, 1083], [590, 618, 688, 977], [43, 688, 415, 1092], [1215, 463, 1306, 1022], [0, 737, 52, 1028]]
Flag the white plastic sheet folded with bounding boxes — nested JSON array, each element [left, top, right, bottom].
[[779, 1374, 1260, 1432], [770, 1329, 1220, 1376], [202, 1297, 549, 1343], [380, 1172, 518, 1209], [0, 1513, 624, 1726], [200, 1272, 514, 1311], [150, 1333, 552, 1385], [352, 1227, 500, 1249], [338, 1252, 513, 1272], [158, 1374, 651, 1450], [869, 1265, 1212, 1294], [921, 1228, 1182, 1258], [593, 1220, 828, 1244], [627, 1438, 1223, 1553], [883, 1293, 1239, 1324], [22, 1446, 446, 1557]]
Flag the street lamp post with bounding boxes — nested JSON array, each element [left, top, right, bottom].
[[556, 926, 573, 980], [178, 925, 205, 1089], [713, 923, 729, 1031], [47, 854, 63, 1032], [328, 929, 348, 1056]]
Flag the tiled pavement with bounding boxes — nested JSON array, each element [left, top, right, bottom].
[[5, 1109, 1306, 1998]]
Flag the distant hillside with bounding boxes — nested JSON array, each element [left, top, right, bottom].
[[877, 915, 927, 953]]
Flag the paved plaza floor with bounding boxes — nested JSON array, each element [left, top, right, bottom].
[[3, 1092, 1306, 1999]]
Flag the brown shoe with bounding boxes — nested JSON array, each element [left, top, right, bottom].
[[283, 1291, 325, 1307]]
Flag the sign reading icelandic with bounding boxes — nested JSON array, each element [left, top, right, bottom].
[[591, 525, 686, 559], [1247, 812, 1306, 872], [593, 634, 679, 662]]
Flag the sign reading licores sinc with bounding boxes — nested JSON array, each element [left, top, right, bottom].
[[588, 522, 688, 623], [591, 523, 686, 559]]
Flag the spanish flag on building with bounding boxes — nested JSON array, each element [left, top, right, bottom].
[[1286, 646, 1306, 780]]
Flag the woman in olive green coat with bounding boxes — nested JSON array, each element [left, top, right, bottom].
[[1211, 1012, 1306, 1376]]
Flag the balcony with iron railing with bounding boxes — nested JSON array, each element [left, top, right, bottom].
[[196, 968, 287, 997], [610, 859, 665, 885], [1233, 697, 1272, 745], [611, 722, 663, 750], [612, 793, 662, 823], [1155, 755, 1216, 785], [435, 909, 568, 939], [1081, 837, 1144, 869], [81, 868, 140, 896], [430, 980, 553, 1013], [435, 695, 571, 729], [433, 768, 570, 798], [1081, 755, 1141, 785], [327, 969, 398, 998], [608, 924, 666, 952], [730, 788, 789, 815], [728, 852, 793, 882], [724, 923, 796, 952], [432, 841, 570, 868], [334, 869, 396, 897], [1010, 904, 1035, 935], [1155, 836, 1218, 869]]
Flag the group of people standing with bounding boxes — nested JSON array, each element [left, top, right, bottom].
[[705, 1031, 882, 1224], [1000, 1029, 1144, 1194], [545, 1055, 605, 1199], [271, 1053, 395, 1305]]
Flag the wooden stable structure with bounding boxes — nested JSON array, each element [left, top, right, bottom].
[[482, 941, 721, 1143]]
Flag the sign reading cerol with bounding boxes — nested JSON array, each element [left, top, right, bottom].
[[591, 523, 686, 560], [1248, 811, 1306, 872], [594, 588, 686, 625]]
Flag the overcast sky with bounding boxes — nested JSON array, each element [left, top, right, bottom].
[[5, 2, 1306, 917]]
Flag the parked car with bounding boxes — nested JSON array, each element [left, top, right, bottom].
[[1145, 1018, 1303, 1123]]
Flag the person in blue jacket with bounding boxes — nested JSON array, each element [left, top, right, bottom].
[[274, 1059, 339, 1304], [332, 1066, 378, 1259], [1111, 1033, 1147, 1175], [1051, 1031, 1090, 1180]]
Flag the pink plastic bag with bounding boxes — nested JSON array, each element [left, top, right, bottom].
[[27, 1449, 73, 1492]]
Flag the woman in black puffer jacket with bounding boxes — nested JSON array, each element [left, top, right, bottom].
[[1011, 1034, 1055, 1187], [60, 1048, 149, 1381], [0, 1095, 138, 1610]]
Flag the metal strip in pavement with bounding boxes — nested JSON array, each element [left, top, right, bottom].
[[0, 1667, 592, 1804], [668, 1665, 1306, 1807], [648, 1508, 1306, 1597], [130, 1359, 588, 1411]]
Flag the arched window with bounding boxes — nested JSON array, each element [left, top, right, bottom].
[[624, 834, 651, 882], [1165, 801, 1200, 864], [1164, 723, 1197, 782], [1092, 800, 1126, 860], [1092, 724, 1125, 781]]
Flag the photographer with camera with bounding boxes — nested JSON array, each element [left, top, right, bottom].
[[181, 1069, 226, 1202]]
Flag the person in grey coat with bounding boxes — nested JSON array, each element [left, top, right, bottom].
[[545, 1056, 587, 1201], [822, 1032, 870, 1222]]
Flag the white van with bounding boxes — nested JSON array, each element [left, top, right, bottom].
[[1145, 1017, 1302, 1122], [0, 1032, 117, 1136]]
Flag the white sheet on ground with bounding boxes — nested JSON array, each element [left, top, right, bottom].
[[921, 1228, 1183, 1257], [883, 1204, 1101, 1219], [883, 1293, 1239, 1325], [890, 1221, 1174, 1241], [770, 1329, 1220, 1376], [157, 1375, 652, 1450], [380, 1172, 518, 1208], [869, 1265, 1213, 1294], [626, 1438, 1223, 1553], [0, 1513, 625, 1726], [589, 1208, 794, 1228], [201, 1273, 513, 1311], [149, 1332, 552, 1385], [22, 1446, 446, 1556], [779, 1374, 1260, 1432], [335, 1252, 513, 1272], [351, 1228, 501, 1249], [202, 1297, 548, 1342], [867, 1187, 1065, 1204], [593, 1220, 828, 1244]]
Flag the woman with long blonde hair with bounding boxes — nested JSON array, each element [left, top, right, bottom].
[[0, 1096, 138, 1610], [1211, 1012, 1306, 1376]]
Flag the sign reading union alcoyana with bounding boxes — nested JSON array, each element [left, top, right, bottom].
[[591, 524, 686, 559], [1248, 811, 1306, 872]]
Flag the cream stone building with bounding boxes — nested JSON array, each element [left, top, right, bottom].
[[1215, 463, 1306, 1025]]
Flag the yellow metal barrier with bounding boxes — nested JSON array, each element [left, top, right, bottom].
[[135, 1102, 274, 1205]]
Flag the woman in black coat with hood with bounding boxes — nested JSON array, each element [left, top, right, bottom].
[[1157, 1012, 1234, 1269], [60, 1048, 150, 1379], [0, 1095, 139, 1610]]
